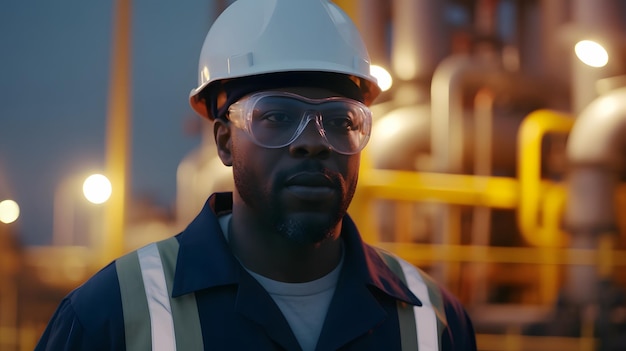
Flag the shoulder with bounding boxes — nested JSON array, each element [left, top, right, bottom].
[[36, 261, 126, 350], [439, 287, 477, 350], [68, 261, 124, 326], [371, 247, 477, 350]]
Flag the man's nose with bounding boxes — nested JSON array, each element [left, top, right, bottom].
[[288, 115, 331, 158]]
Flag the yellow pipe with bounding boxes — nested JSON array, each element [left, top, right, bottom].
[[375, 242, 626, 266], [517, 110, 574, 247], [358, 169, 519, 208], [351, 149, 378, 243], [395, 201, 413, 242], [597, 234, 615, 278], [537, 184, 568, 303], [540, 184, 568, 246], [350, 184, 377, 243], [353, 152, 519, 243], [476, 333, 597, 351]]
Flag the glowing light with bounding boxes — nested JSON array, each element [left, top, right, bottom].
[[575, 40, 609, 68], [370, 65, 393, 92], [83, 174, 112, 204], [0, 200, 20, 224]]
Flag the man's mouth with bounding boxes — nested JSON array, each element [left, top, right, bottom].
[[284, 172, 336, 201]]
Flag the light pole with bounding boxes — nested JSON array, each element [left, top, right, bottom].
[[104, 0, 131, 266]]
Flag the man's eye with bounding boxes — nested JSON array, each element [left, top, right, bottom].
[[326, 116, 357, 131], [262, 112, 293, 123]]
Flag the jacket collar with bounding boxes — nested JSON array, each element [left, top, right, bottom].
[[171, 192, 240, 297], [171, 192, 421, 308]]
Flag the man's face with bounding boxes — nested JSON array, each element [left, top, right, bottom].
[[226, 87, 362, 246]]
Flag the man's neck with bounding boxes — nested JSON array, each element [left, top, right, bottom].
[[227, 207, 343, 283]]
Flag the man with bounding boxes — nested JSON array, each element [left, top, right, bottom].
[[36, 0, 476, 350]]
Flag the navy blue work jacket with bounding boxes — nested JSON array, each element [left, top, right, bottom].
[[36, 192, 476, 350]]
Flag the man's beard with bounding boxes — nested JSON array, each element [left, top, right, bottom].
[[274, 216, 334, 246], [232, 160, 356, 246]]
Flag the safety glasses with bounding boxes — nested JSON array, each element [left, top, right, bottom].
[[227, 91, 372, 155]]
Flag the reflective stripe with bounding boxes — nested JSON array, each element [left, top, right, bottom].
[[375, 249, 442, 351], [376, 251, 418, 350], [117, 238, 203, 351], [398, 258, 439, 351], [156, 239, 204, 351], [117, 252, 151, 351], [137, 243, 177, 351], [418, 271, 448, 341]]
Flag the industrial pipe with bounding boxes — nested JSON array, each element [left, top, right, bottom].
[[430, 55, 502, 173], [368, 104, 431, 170], [565, 85, 626, 305], [391, 0, 448, 82], [566, 86, 626, 231], [355, 0, 390, 69], [517, 109, 574, 247]]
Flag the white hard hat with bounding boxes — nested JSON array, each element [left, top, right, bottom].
[[189, 0, 381, 119]]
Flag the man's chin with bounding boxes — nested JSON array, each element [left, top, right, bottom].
[[274, 214, 339, 246]]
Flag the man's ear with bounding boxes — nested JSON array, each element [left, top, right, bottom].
[[213, 119, 233, 167]]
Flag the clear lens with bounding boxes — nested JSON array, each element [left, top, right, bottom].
[[228, 92, 371, 155]]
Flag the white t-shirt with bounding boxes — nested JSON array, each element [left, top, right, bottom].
[[219, 214, 343, 351]]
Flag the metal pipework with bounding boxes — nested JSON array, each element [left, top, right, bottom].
[[430, 55, 501, 173], [390, 0, 448, 82], [355, 0, 390, 69], [367, 104, 431, 170], [566, 86, 626, 232], [565, 86, 626, 306]]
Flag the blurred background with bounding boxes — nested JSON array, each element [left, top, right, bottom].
[[1, 0, 626, 350]]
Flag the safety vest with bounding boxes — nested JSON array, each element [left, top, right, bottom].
[[116, 237, 447, 351]]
